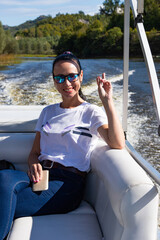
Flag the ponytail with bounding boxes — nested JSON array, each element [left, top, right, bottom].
[[79, 88, 86, 101]]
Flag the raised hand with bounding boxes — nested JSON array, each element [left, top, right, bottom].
[[96, 73, 125, 149], [96, 73, 112, 101]]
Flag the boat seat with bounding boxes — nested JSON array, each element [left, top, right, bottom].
[[7, 201, 102, 240], [0, 106, 159, 240]]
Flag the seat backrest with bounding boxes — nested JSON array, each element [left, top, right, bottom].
[[0, 131, 124, 240], [0, 106, 43, 170], [0, 106, 121, 239], [0, 105, 44, 133], [0, 133, 35, 171], [87, 141, 159, 240], [84, 171, 123, 240], [0, 106, 158, 240]]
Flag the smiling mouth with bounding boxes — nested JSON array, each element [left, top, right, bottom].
[[63, 88, 73, 92]]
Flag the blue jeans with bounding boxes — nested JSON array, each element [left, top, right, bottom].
[[0, 168, 85, 240]]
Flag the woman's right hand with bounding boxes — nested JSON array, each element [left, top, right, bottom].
[[96, 73, 113, 102], [28, 161, 42, 183]]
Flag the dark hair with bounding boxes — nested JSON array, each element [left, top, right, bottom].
[[52, 51, 82, 74], [52, 51, 86, 100]]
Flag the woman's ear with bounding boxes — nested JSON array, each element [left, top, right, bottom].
[[79, 70, 83, 83]]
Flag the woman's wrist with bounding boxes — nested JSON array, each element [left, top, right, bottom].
[[101, 95, 114, 107]]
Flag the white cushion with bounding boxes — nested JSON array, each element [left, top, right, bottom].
[[8, 201, 102, 240], [0, 105, 43, 132]]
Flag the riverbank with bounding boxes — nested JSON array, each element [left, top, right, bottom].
[[0, 54, 56, 69], [1, 54, 160, 72], [0, 55, 21, 68]]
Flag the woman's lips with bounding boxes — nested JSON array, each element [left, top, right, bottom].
[[63, 88, 73, 93]]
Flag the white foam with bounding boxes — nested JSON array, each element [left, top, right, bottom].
[[0, 68, 148, 150]]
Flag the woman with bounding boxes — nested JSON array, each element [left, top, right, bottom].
[[0, 51, 125, 240]]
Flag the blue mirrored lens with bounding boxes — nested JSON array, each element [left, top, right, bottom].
[[54, 74, 79, 83], [68, 74, 78, 81], [54, 76, 65, 83]]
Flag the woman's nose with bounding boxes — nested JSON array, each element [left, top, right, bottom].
[[64, 78, 71, 85]]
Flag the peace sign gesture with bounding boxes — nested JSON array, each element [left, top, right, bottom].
[[96, 73, 112, 101]]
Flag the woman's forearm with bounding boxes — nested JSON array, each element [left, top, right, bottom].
[[27, 132, 42, 182], [28, 152, 39, 166], [97, 74, 125, 149], [102, 97, 125, 149]]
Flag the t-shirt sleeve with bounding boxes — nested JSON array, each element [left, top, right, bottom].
[[90, 105, 108, 135], [35, 109, 45, 132]]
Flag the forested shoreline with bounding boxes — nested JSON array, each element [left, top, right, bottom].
[[0, 0, 160, 58]]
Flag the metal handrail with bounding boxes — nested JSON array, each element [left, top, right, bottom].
[[122, 0, 130, 134], [123, 0, 160, 135], [123, 0, 160, 184], [126, 140, 160, 185], [130, 0, 160, 134], [137, 0, 144, 14]]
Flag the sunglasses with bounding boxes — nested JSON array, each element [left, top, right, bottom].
[[53, 73, 79, 84]]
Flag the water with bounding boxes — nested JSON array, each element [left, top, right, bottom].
[[0, 57, 160, 234], [0, 57, 160, 170]]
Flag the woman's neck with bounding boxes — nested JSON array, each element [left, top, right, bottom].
[[60, 96, 84, 109]]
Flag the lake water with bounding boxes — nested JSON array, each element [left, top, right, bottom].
[[0, 57, 160, 170], [0, 57, 160, 235]]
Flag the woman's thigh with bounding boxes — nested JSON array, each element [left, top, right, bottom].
[[15, 169, 85, 217], [15, 180, 64, 218], [0, 169, 31, 239], [34, 169, 85, 216], [0, 169, 30, 192]]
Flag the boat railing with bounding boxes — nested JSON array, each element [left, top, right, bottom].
[[123, 0, 160, 184]]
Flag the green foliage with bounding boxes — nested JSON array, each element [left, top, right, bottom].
[[105, 27, 123, 49], [144, 0, 160, 31], [17, 38, 54, 55], [130, 28, 142, 55], [3, 31, 19, 54], [0, 22, 6, 54], [1, 0, 160, 57], [107, 13, 124, 30], [0, 23, 19, 54], [100, 0, 120, 15], [3, 15, 50, 35], [146, 30, 160, 55]]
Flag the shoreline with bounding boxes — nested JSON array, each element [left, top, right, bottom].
[[0, 54, 160, 69]]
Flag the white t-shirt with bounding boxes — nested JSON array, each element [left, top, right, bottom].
[[35, 102, 108, 172]]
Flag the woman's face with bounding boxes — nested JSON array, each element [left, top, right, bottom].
[[53, 60, 83, 100]]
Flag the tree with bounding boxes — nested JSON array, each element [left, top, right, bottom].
[[2, 9, 159, 57], [144, 0, 160, 30], [0, 22, 6, 54], [28, 28, 35, 37], [107, 12, 124, 30], [18, 39, 26, 54], [78, 11, 85, 16], [30, 39, 37, 54], [100, 0, 120, 15], [24, 39, 32, 54], [103, 27, 123, 54], [36, 40, 43, 54], [3, 30, 19, 54]]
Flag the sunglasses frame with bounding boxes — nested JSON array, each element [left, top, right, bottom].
[[53, 73, 80, 84]]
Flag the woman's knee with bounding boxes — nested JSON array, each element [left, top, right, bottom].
[[0, 169, 13, 183], [0, 170, 13, 192], [0, 169, 30, 191]]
